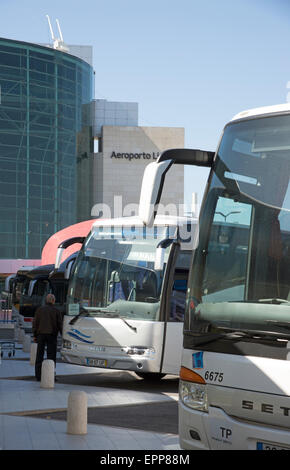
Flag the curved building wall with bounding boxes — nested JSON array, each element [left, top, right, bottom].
[[0, 38, 94, 259]]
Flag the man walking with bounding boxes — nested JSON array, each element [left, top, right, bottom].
[[32, 293, 63, 381]]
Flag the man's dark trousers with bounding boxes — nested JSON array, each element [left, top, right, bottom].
[[35, 333, 57, 380]]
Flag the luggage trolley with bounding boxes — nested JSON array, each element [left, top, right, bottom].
[[0, 340, 15, 358], [0, 306, 16, 359]]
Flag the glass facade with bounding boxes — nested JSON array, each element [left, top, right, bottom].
[[0, 38, 94, 259]]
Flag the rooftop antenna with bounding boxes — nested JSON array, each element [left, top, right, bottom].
[[46, 15, 69, 52], [56, 19, 64, 42]]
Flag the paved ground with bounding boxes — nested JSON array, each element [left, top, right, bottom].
[[23, 401, 178, 434], [0, 342, 181, 451]]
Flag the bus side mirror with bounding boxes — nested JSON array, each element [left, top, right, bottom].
[[154, 238, 175, 271], [138, 148, 214, 227], [55, 246, 64, 270], [154, 247, 165, 271], [65, 259, 75, 279], [138, 160, 173, 226], [54, 236, 85, 270], [157, 148, 214, 167], [28, 280, 36, 297]]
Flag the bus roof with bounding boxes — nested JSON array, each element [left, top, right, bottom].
[[16, 266, 38, 276], [41, 219, 96, 265], [91, 214, 197, 231], [231, 103, 290, 122], [26, 264, 54, 280]]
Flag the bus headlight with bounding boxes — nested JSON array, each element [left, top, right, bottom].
[[122, 346, 155, 357], [62, 339, 72, 349], [179, 380, 208, 412], [179, 367, 208, 412]]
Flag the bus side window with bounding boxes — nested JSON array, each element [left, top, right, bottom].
[[169, 273, 188, 322]]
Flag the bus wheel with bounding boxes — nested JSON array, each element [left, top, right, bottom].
[[135, 372, 166, 381]]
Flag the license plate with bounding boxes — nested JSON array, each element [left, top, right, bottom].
[[257, 441, 290, 450], [86, 358, 107, 367]]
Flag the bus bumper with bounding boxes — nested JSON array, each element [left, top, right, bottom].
[[61, 348, 158, 373], [179, 401, 290, 450]]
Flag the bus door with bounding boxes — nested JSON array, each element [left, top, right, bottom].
[[160, 245, 190, 375]]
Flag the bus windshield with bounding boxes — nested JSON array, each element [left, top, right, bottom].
[[67, 225, 175, 321], [186, 113, 290, 339]]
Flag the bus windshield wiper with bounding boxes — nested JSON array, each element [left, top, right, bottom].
[[194, 320, 290, 346], [85, 307, 119, 316], [69, 308, 88, 325], [69, 307, 137, 332], [69, 307, 119, 324], [258, 298, 290, 305], [120, 317, 137, 333], [192, 326, 284, 347], [193, 330, 251, 346], [265, 320, 290, 331]]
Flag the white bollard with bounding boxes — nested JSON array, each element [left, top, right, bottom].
[[19, 328, 25, 343], [16, 327, 21, 342], [23, 334, 31, 353], [14, 326, 19, 342], [30, 342, 37, 365], [67, 391, 88, 435], [40, 359, 55, 389]]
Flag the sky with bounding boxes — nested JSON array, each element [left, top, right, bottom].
[[1, 0, 290, 212]]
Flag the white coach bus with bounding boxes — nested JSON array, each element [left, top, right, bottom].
[[178, 103, 290, 450], [59, 161, 197, 379]]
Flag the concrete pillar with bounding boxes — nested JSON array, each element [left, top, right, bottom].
[[30, 342, 37, 365], [40, 359, 55, 389], [67, 391, 88, 435], [23, 334, 31, 353]]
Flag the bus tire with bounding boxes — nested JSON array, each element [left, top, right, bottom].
[[135, 372, 166, 381]]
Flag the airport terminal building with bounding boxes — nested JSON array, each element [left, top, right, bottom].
[[0, 37, 184, 283], [93, 123, 184, 215], [0, 37, 94, 260]]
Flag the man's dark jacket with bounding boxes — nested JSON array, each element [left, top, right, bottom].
[[32, 305, 63, 337]]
